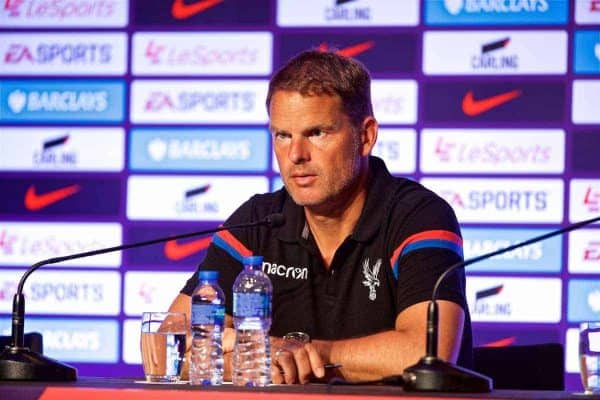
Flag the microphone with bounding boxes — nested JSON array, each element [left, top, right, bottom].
[[0, 213, 285, 381], [401, 214, 600, 393]]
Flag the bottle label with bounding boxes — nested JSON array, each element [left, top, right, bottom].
[[233, 293, 271, 318], [191, 303, 225, 326]]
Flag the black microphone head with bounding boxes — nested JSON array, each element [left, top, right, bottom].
[[265, 213, 285, 228]]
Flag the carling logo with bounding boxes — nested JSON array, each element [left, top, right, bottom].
[[124, 271, 190, 316], [573, 80, 600, 123], [0, 0, 128, 27], [129, 128, 269, 172], [0, 222, 121, 267], [420, 129, 565, 174], [421, 177, 564, 223], [0, 318, 119, 363], [423, 30, 567, 75], [278, 32, 417, 75], [574, 31, 600, 74], [575, 0, 600, 24], [0, 270, 120, 315], [277, 0, 419, 27], [568, 279, 600, 322], [0, 127, 124, 172], [0, 80, 125, 122], [425, 0, 568, 25], [467, 276, 561, 323], [0, 33, 127, 75], [462, 227, 561, 273], [569, 230, 600, 274], [371, 128, 416, 174], [126, 175, 268, 221], [132, 32, 272, 76], [570, 179, 600, 222], [371, 80, 417, 124], [130, 80, 268, 124]]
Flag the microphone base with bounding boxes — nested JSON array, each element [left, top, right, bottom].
[[402, 356, 492, 393], [0, 346, 77, 381]]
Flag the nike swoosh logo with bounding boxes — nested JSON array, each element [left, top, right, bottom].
[[171, 0, 224, 20], [24, 184, 81, 211], [461, 89, 522, 117], [318, 41, 375, 58], [164, 237, 212, 260]]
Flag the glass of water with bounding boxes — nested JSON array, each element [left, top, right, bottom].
[[580, 322, 600, 394], [140, 311, 187, 382]]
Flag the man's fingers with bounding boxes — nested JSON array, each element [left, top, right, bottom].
[[305, 343, 325, 378], [222, 327, 235, 353]]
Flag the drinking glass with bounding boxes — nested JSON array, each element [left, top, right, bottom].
[[580, 322, 600, 394], [140, 311, 187, 382]]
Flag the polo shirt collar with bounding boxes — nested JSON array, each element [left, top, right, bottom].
[[276, 156, 396, 244]]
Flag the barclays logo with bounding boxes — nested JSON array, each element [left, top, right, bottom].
[[425, 0, 568, 25], [1, 80, 125, 122], [574, 30, 600, 74]]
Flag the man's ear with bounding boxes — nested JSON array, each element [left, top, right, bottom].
[[359, 116, 378, 157]]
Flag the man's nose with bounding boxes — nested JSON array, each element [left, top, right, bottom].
[[288, 137, 310, 164]]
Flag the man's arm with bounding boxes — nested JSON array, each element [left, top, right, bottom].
[[273, 299, 464, 383]]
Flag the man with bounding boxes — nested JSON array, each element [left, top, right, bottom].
[[168, 50, 471, 384]]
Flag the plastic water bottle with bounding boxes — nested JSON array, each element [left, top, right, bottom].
[[189, 270, 225, 385], [232, 255, 272, 387]]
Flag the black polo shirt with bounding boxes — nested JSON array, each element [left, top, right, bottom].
[[182, 156, 472, 368]]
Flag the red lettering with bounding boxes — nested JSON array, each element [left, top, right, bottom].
[[4, 44, 34, 63]]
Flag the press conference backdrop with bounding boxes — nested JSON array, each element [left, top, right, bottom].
[[0, 0, 599, 389]]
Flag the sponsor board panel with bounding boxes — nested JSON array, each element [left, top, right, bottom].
[[0, 222, 122, 267], [575, 0, 600, 24], [132, 31, 272, 76], [123, 318, 141, 364], [573, 80, 600, 124], [0, 317, 119, 363], [0, 177, 121, 217], [124, 271, 192, 316], [130, 79, 268, 124], [569, 229, 600, 274], [420, 129, 565, 174], [423, 81, 565, 123], [129, 128, 269, 172], [574, 31, 600, 74], [473, 325, 561, 347], [565, 328, 580, 374], [0, 0, 129, 27], [0, 79, 125, 123], [372, 129, 416, 175], [568, 279, 600, 322], [462, 227, 562, 273], [572, 130, 600, 173], [420, 178, 564, 223], [371, 80, 418, 124], [424, 0, 569, 25], [125, 223, 214, 267], [424, 30, 567, 75], [0, 127, 124, 172], [127, 175, 269, 221], [277, 0, 419, 27], [278, 32, 417, 74], [467, 276, 561, 323], [133, 0, 270, 26], [271, 176, 284, 192], [0, 32, 127, 75], [0, 270, 120, 315], [569, 179, 600, 223]]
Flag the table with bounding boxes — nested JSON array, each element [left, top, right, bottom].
[[0, 377, 594, 400]]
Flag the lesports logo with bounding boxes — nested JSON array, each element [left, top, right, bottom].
[[584, 186, 600, 212], [171, 0, 223, 19], [24, 184, 80, 211], [423, 81, 564, 123], [461, 89, 522, 116], [164, 237, 212, 261], [570, 180, 600, 222]]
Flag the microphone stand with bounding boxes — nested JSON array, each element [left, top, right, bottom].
[[0, 215, 283, 381], [402, 215, 600, 392]]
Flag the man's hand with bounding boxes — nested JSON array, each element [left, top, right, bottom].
[[270, 336, 326, 384]]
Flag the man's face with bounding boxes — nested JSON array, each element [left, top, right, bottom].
[[269, 90, 367, 212]]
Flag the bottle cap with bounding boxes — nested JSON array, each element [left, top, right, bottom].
[[198, 270, 219, 281], [242, 255, 263, 265]]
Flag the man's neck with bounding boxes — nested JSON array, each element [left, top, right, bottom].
[[304, 166, 370, 268]]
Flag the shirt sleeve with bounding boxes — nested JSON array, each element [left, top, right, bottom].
[[388, 193, 467, 314]]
